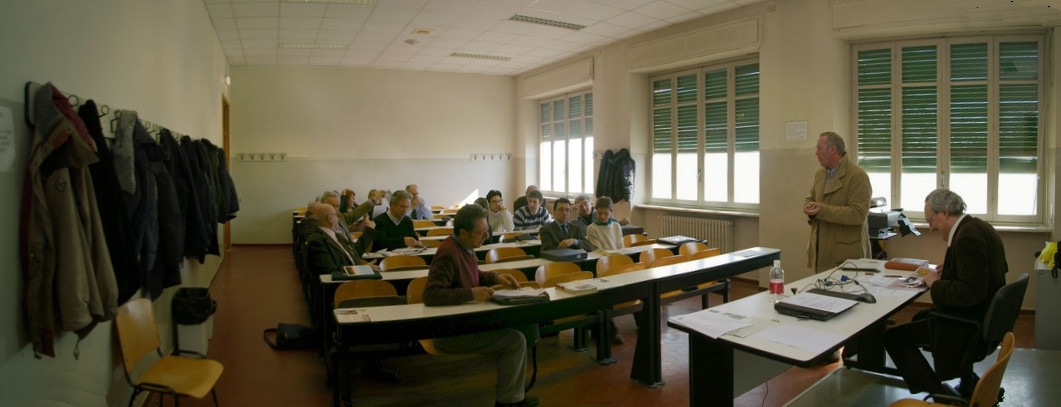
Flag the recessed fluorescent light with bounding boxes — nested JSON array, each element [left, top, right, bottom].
[[279, 43, 349, 49], [450, 52, 511, 61], [509, 14, 585, 31], [281, 0, 377, 5]]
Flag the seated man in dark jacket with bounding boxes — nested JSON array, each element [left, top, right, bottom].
[[303, 202, 378, 276], [884, 189, 1007, 398]]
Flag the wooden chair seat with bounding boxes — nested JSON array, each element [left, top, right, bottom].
[[623, 233, 655, 247], [115, 298, 222, 407], [413, 219, 436, 228], [485, 247, 531, 264], [534, 262, 583, 285], [426, 227, 453, 236], [380, 255, 427, 272], [638, 248, 674, 264]]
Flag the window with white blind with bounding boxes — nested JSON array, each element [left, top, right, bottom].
[[539, 91, 594, 196], [855, 36, 1043, 224], [650, 60, 760, 209]]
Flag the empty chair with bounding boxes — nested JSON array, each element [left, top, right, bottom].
[[663, 248, 727, 308], [115, 298, 223, 407], [405, 276, 429, 305], [623, 234, 657, 247], [413, 219, 436, 228], [485, 247, 533, 264], [380, 255, 427, 271], [690, 247, 722, 260], [534, 262, 582, 286], [426, 227, 453, 237], [596, 253, 635, 276], [333, 280, 398, 307], [639, 248, 674, 264], [678, 241, 709, 257], [647, 254, 690, 268], [888, 332, 1016, 407], [541, 270, 594, 288], [419, 239, 442, 248]]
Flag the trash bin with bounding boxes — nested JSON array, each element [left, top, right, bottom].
[[172, 287, 217, 354]]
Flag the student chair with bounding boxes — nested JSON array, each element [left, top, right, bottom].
[[534, 262, 582, 286], [485, 247, 533, 264], [623, 234, 657, 247], [413, 219, 436, 228], [333, 280, 398, 307], [678, 241, 710, 257], [426, 227, 453, 237], [595, 253, 634, 276], [663, 248, 728, 307], [115, 298, 223, 407], [888, 332, 1016, 407], [638, 248, 674, 264], [379, 255, 427, 272]]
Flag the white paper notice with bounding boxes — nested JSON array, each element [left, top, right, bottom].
[[754, 324, 845, 354], [670, 310, 753, 339], [0, 106, 14, 172], [785, 120, 808, 141]]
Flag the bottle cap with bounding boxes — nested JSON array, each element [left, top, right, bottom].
[[773, 259, 781, 267]]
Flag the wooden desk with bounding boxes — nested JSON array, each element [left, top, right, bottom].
[[667, 259, 927, 407], [331, 247, 779, 405]]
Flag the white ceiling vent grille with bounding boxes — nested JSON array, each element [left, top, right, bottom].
[[509, 14, 585, 31], [450, 52, 511, 61]]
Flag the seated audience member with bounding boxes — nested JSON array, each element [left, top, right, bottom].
[[321, 190, 374, 234], [512, 190, 551, 230], [372, 190, 423, 251], [486, 189, 515, 233], [339, 189, 357, 212], [303, 202, 377, 275], [423, 204, 539, 407], [474, 196, 495, 243], [512, 185, 537, 214], [884, 188, 1008, 399], [405, 184, 432, 220], [539, 198, 593, 253], [574, 194, 630, 228], [586, 197, 624, 251], [303, 203, 399, 381]]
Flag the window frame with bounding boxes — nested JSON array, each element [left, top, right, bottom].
[[852, 34, 1046, 226], [538, 90, 594, 197], [648, 58, 761, 211]]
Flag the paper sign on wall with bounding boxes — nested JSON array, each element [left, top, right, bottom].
[[0, 106, 14, 172]]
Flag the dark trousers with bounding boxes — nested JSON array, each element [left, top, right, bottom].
[[884, 310, 977, 395]]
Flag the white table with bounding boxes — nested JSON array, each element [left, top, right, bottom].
[[668, 258, 928, 407]]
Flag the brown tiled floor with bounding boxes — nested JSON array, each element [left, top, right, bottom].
[[156, 245, 1035, 406]]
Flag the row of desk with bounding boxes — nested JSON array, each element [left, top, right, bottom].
[[329, 247, 781, 406]]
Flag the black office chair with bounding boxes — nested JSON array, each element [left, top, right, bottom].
[[926, 272, 1028, 404]]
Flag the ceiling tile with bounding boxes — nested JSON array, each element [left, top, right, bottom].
[[233, 3, 279, 17], [237, 17, 280, 29]]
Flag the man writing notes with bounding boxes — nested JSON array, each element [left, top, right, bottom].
[[512, 190, 551, 230], [372, 190, 422, 251], [803, 131, 871, 272], [423, 204, 540, 407], [539, 198, 593, 252], [884, 189, 1008, 399]]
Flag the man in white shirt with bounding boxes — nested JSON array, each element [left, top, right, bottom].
[[486, 189, 515, 233], [405, 184, 432, 220]]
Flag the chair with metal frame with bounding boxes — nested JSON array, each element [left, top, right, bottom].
[[888, 332, 1017, 407], [534, 262, 582, 286], [115, 298, 223, 407]]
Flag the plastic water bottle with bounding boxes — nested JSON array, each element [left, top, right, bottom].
[[769, 260, 785, 303]]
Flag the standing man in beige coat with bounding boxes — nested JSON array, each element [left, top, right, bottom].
[[803, 131, 872, 272]]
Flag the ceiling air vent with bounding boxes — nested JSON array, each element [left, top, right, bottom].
[[509, 14, 585, 31], [450, 52, 511, 61]]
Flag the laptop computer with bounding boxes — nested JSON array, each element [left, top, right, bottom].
[[774, 291, 858, 320]]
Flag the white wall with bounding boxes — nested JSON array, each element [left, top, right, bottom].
[[229, 66, 518, 243], [0, 1, 227, 406]]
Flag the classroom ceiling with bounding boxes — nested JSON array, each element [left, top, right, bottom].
[[204, 0, 764, 76]]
